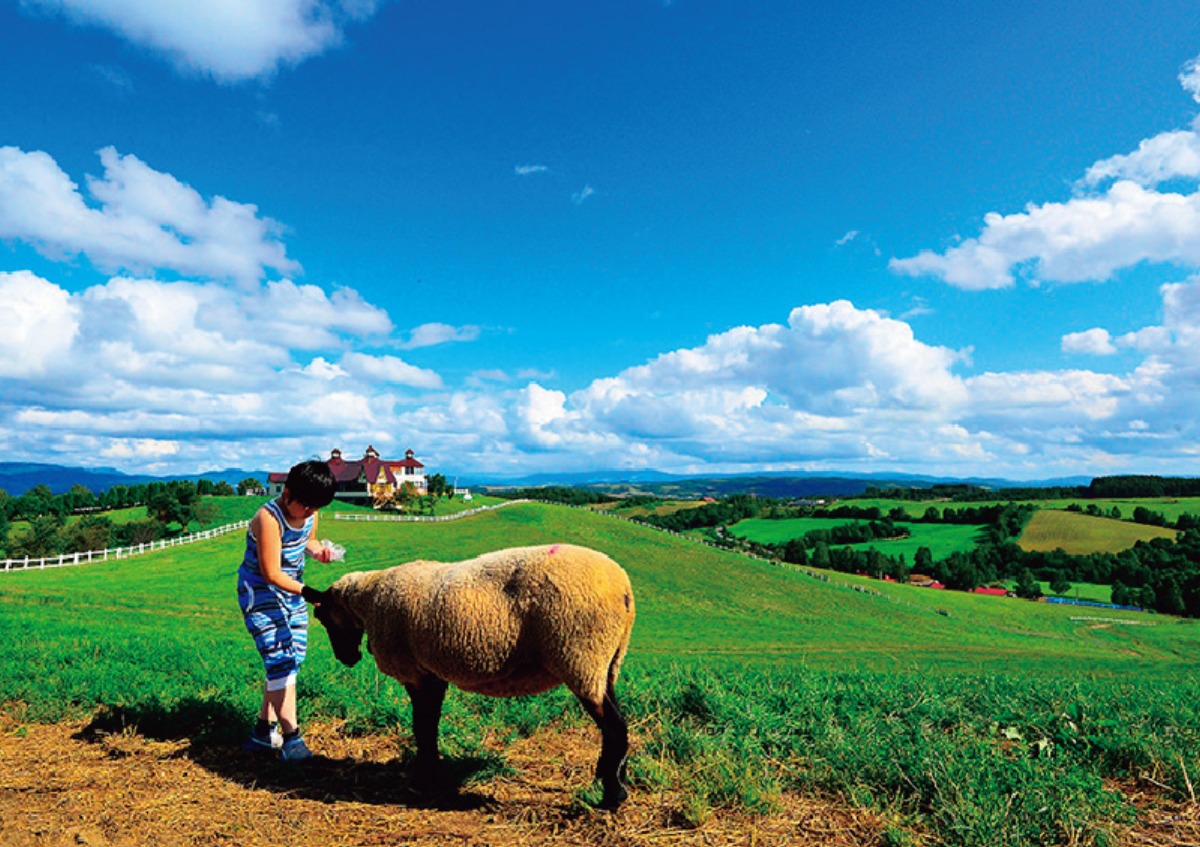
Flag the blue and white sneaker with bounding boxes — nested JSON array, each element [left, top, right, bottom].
[[242, 724, 282, 753], [279, 733, 313, 762]]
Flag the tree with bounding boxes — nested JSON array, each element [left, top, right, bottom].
[[1049, 573, 1072, 596], [238, 477, 264, 496], [427, 473, 449, 499], [147, 491, 188, 527], [117, 519, 164, 547], [1014, 568, 1043, 600], [395, 482, 418, 511], [65, 515, 114, 552], [190, 498, 219, 529], [13, 513, 64, 559], [914, 546, 934, 573], [65, 484, 96, 513], [782, 538, 807, 566]]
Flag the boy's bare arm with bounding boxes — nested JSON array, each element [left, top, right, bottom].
[[255, 508, 306, 594]]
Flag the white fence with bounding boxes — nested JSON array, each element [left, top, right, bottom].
[[332, 499, 531, 523], [0, 521, 248, 574], [0, 501, 532, 575]]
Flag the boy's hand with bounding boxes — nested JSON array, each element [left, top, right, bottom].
[[313, 546, 334, 563]]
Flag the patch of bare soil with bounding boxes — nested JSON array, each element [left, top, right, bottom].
[[1108, 781, 1200, 847], [0, 710, 889, 847]]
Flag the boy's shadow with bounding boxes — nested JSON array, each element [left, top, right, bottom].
[[76, 697, 492, 811]]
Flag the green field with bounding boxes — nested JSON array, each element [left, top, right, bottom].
[[729, 516, 987, 560], [849, 495, 1200, 524], [3, 501, 1199, 845], [7, 493, 504, 545], [1018, 509, 1177, 554]]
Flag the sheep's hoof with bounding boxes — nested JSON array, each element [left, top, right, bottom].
[[596, 783, 628, 811]]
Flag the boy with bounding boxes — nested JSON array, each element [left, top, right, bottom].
[[236, 459, 337, 761]]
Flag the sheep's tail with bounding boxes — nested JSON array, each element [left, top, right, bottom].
[[607, 587, 636, 691]]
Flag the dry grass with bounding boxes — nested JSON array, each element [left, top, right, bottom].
[[1018, 510, 1177, 555], [0, 709, 891, 847]]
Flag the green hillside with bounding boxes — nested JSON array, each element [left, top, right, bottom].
[[729, 516, 988, 561], [4, 501, 1200, 845], [3, 501, 1196, 692], [1018, 508, 1177, 554]]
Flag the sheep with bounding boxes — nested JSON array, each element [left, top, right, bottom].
[[303, 542, 636, 809]]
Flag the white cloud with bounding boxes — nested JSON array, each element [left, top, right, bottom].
[[399, 322, 481, 350], [340, 352, 443, 388], [835, 230, 859, 246], [23, 0, 377, 82], [0, 146, 298, 285], [515, 165, 549, 176], [6, 279, 1200, 478], [965, 370, 1125, 422], [0, 270, 438, 462], [1082, 126, 1200, 187], [892, 54, 1200, 291], [1181, 57, 1200, 104], [891, 181, 1200, 289], [571, 185, 595, 205], [0, 271, 80, 377], [1062, 328, 1117, 356]]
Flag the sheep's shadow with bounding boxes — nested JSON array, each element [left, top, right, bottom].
[[76, 698, 493, 810]]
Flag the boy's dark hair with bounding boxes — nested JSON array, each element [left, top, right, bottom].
[[285, 460, 337, 508]]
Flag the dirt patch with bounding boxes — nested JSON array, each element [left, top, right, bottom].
[[0, 711, 889, 847]]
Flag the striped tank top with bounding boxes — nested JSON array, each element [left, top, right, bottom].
[[238, 498, 315, 587]]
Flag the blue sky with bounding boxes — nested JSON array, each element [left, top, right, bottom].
[[3, 1, 1200, 482]]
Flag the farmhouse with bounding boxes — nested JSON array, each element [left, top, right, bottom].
[[267, 446, 428, 507]]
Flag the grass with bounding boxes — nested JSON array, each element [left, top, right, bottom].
[[729, 516, 987, 561], [594, 499, 709, 519], [1037, 580, 1114, 603], [1018, 509, 1177, 554], [850, 495, 1200, 525], [3, 501, 1200, 845]]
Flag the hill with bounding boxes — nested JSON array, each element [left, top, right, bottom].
[[1018, 509, 1178, 554], [0, 462, 268, 496], [480, 471, 1093, 499], [3, 501, 1200, 846]]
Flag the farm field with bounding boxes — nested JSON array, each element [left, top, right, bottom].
[[593, 498, 709, 519], [850, 495, 1200, 524], [1018, 509, 1177, 554], [3, 501, 1200, 846], [729, 516, 987, 560]]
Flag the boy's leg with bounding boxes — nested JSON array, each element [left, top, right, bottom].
[[258, 687, 279, 723], [264, 682, 299, 735]]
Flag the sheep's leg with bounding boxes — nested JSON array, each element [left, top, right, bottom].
[[577, 680, 629, 810], [405, 676, 448, 787]]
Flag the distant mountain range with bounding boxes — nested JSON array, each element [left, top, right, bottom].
[[0, 460, 1094, 499], [465, 468, 1095, 499], [0, 463, 268, 496]]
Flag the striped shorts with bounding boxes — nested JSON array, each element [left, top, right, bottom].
[[238, 576, 308, 691]]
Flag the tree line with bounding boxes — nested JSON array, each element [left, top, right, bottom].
[[0, 478, 253, 560], [632, 491, 1200, 617]]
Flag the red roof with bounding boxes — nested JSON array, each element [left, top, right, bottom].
[[394, 448, 424, 469], [324, 447, 423, 485], [973, 587, 1009, 596]]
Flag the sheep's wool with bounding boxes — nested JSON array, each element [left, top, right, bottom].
[[331, 544, 635, 702]]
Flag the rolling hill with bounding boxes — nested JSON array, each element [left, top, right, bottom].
[[1018, 508, 1178, 554]]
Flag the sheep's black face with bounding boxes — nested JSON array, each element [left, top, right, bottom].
[[312, 594, 365, 667]]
